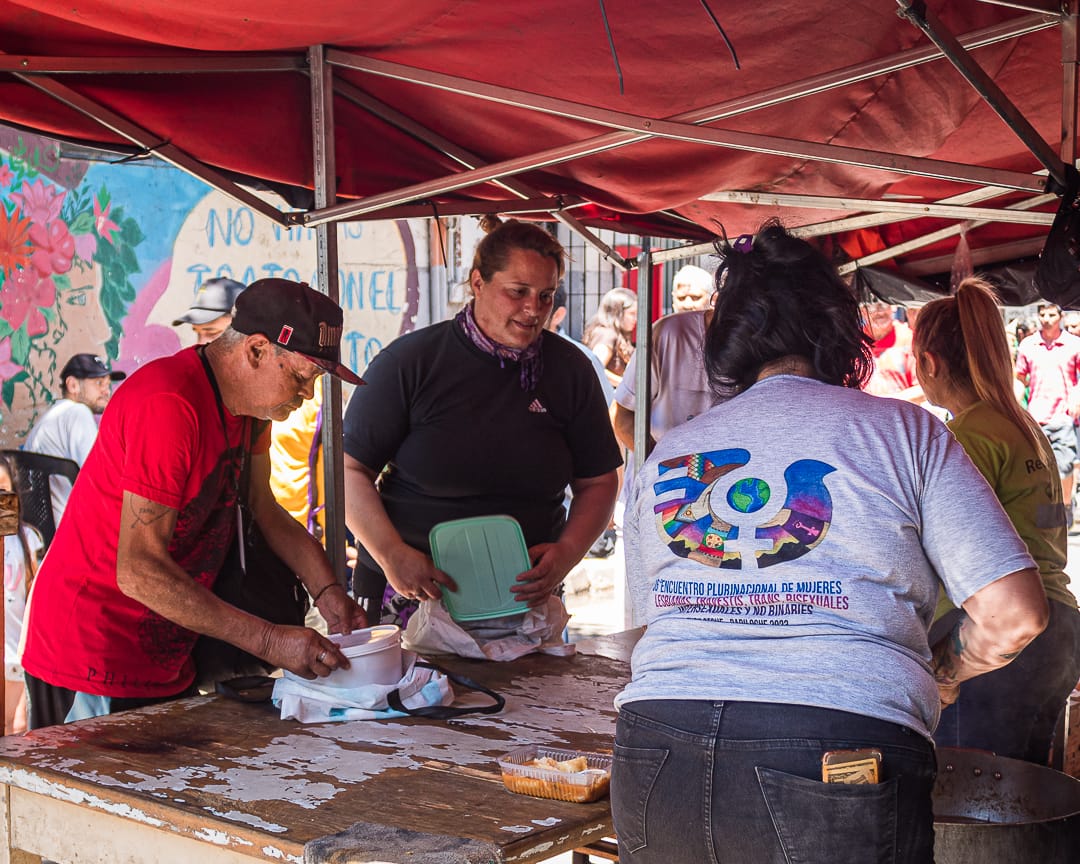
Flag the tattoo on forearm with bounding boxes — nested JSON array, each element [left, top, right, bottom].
[[932, 617, 966, 686], [129, 498, 170, 528]]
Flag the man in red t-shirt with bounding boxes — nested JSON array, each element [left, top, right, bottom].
[[22, 279, 367, 728], [861, 300, 921, 399]]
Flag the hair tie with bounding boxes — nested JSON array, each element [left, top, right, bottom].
[[733, 234, 754, 253]]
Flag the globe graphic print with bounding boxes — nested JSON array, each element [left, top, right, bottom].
[[727, 477, 770, 513]]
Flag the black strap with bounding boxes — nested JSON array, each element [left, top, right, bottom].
[[386, 661, 505, 719], [196, 346, 254, 502]]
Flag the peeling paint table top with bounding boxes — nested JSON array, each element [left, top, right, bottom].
[[0, 643, 636, 864]]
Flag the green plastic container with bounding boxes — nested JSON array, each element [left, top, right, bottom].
[[429, 515, 531, 622]]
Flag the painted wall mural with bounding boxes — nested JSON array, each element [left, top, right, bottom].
[[0, 129, 426, 446]]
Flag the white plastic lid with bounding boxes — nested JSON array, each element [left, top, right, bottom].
[[330, 625, 400, 658]]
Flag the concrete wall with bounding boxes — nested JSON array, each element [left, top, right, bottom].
[[0, 128, 432, 446]]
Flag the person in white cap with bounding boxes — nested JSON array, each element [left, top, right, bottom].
[[172, 277, 246, 345], [24, 353, 126, 525]]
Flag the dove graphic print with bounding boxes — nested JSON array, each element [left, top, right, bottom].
[[653, 448, 834, 570]]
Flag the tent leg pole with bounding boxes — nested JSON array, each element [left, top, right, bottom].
[[632, 242, 653, 473], [1064, 0, 1079, 167], [309, 44, 348, 588], [626, 240, 653, 630]]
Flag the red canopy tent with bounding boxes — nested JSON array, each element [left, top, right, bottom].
[[2, 0, 1077, 563], [0, 0, 1074, 269]]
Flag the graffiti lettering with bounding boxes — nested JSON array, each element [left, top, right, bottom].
[[272, 223, 316, 243], [340, 270, 401, 313], [184, 263, 400, 309], [270, 223, 365, 242], [205, 206, 255, 247], [343, 331, 383, 369]]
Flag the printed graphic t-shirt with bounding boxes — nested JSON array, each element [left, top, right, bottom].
[[617, 375, 1035, 739], [21, 347, 256, 698]]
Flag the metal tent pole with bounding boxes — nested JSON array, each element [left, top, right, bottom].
[[1063, 0, 1079, 168], [632, 243, 654, 472], [625, 242, 654, 630], [308, 44, 348, 588], [897, 0, 1067, 190]]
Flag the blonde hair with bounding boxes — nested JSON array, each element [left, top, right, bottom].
[[914, 276, 1048, 457], [582, 287, 637, 365]]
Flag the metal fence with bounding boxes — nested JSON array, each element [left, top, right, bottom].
[[555, 225, 716, 340]]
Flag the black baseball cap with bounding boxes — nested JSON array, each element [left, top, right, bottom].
[[231, 279, 363, 385], [173, 278, 246, 326], [60, 354, 126, 382]]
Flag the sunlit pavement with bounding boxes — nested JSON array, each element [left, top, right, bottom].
[[564, 531, 628, 642]]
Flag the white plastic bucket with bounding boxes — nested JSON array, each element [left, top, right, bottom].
[[323, 625, 402, 690]]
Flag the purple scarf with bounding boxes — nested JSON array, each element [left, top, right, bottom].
[[456, 303, 543, 391]]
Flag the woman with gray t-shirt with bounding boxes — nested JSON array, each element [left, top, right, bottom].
[[612, 222, 1048, 864]]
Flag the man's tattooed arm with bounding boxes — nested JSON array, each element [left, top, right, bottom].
[[128, 496, 171, 529]]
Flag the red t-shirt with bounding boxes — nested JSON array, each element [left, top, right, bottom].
[[864, 322, 916, 396], [22, 347, 266, 698], [1014, 331, 1080, 425]]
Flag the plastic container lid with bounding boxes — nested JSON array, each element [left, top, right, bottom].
[[321, 625, 402, 689], [429, 515, 531, 621]]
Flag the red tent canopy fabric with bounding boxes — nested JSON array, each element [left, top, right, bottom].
[[0, 1, 1071, 267]]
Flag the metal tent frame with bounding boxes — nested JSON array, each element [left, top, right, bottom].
[[3, 1, 1079, 578]]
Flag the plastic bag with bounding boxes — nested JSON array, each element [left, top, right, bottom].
[[1034, 164, 1080, 309], [402, 594, 575, 661], [272, 651, 454, 722]]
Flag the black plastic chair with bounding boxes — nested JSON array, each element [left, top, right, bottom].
[[0, 449, 79, 549]]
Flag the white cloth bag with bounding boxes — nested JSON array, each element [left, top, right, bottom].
[[272, 651, 454, 723], [402, 594, 576, 661]]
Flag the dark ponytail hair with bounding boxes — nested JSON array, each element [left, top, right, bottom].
[[704, 220, 873, 400]]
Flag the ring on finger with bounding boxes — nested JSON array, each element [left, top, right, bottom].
[[317, 650, 327, 663]]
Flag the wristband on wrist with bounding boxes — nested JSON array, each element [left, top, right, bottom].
[[312, 582, 343, 604]]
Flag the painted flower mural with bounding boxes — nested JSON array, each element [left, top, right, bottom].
[[0, 136, 143, 436], [0, 267, 55, 335]]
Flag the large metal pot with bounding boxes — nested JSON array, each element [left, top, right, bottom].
[[933, 747, 1080, 863]]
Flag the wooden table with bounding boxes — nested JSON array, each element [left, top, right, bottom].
[[0, 636, 638, 864]]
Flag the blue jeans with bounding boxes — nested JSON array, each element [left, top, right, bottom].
[[934, 599, 1080, 765], [613, 700, 936, 864]]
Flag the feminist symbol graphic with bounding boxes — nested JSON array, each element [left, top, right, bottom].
[[653, 450, 835, 569]]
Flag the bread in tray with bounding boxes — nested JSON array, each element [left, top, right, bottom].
[[500, 767, 610, 803], [498, 751, 612, 803]]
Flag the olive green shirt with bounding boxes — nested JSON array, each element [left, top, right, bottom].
[[939, 401, 1074, 613]]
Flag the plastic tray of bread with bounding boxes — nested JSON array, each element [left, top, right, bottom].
[[497, 746, 612, 803]]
